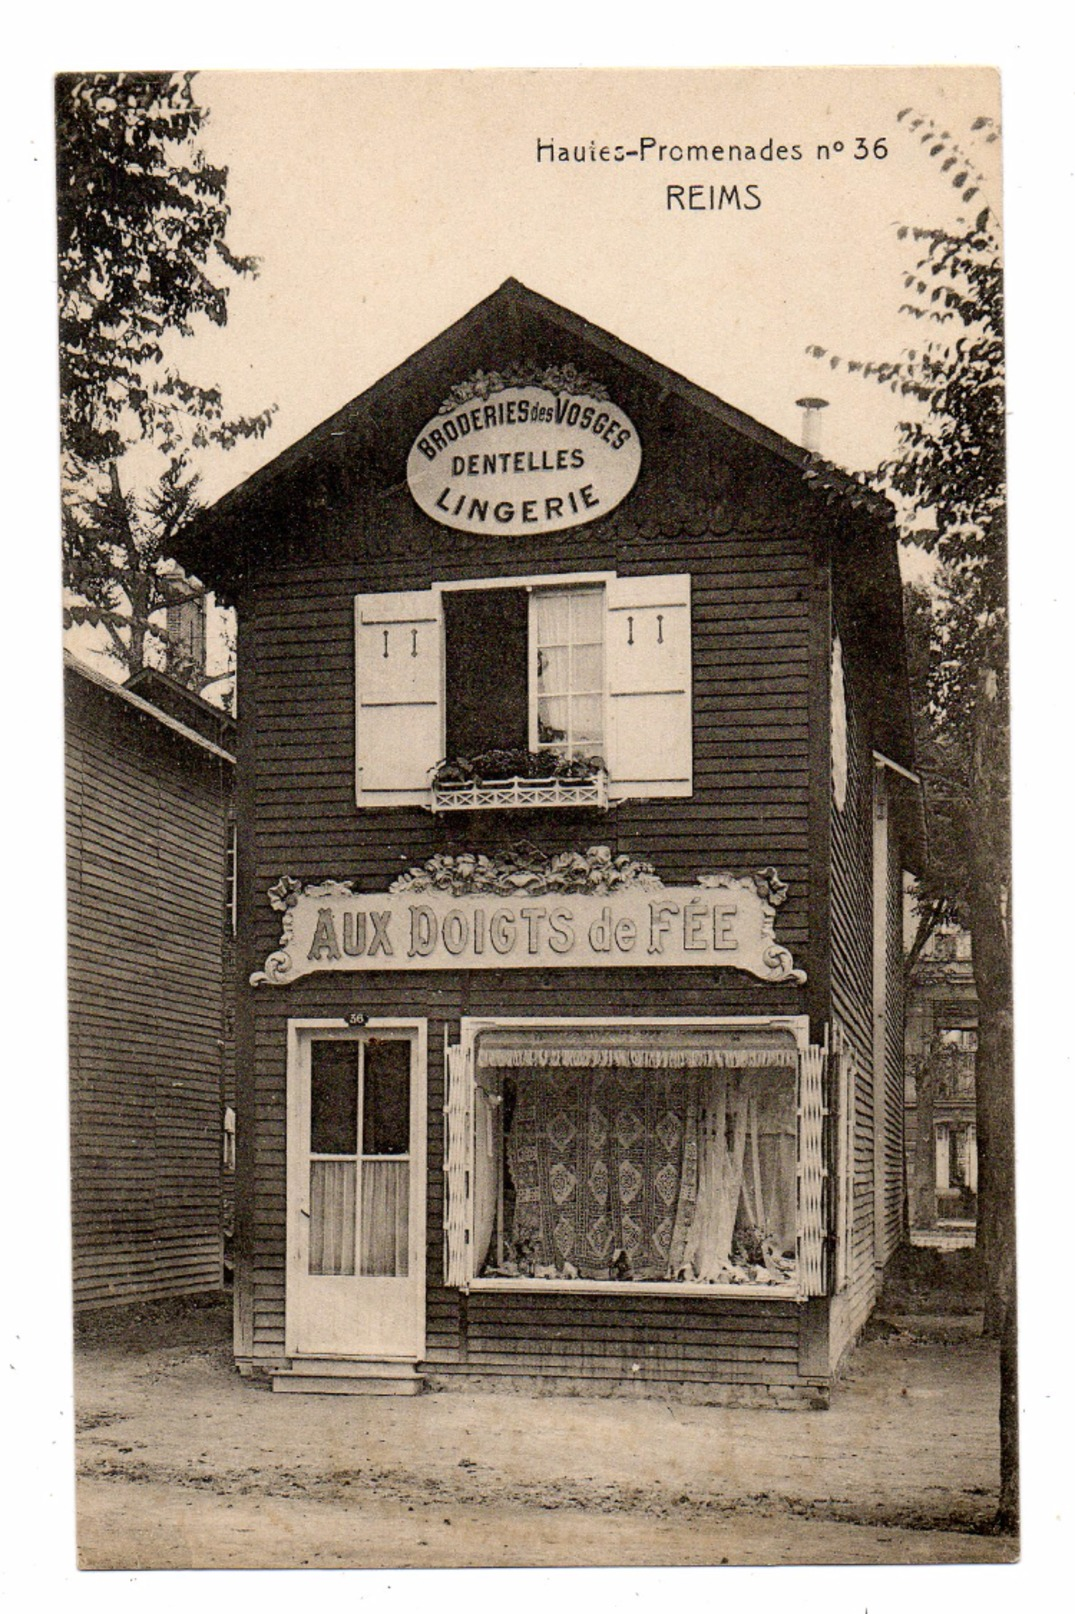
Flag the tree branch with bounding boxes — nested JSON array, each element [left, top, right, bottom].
[[904, 896, 945, 981]]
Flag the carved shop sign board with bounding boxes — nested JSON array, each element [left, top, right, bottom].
[[251, 882, 806, 987], [406, 384, 641, 536]]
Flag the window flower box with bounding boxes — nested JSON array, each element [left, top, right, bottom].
[[430, 750, 608, 813], [432, 771, 608, 813]]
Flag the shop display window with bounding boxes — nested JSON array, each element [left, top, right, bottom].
[[446, 1021, 819, 1294]]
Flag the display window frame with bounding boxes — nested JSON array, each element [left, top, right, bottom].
[[446, 1014, 819, 1302]]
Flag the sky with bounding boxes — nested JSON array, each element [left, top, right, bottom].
[[73, 66, 1005, 677], [177, 68, 1002, 509]]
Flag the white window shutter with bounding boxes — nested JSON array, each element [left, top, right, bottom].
[[797, 1042, 829, 1296], [443, 1041, 473, 1288], [355, 590, 443, 806], [834, 1037, 856, 1293], [605, 573, 692, 799]]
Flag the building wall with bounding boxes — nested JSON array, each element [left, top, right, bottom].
[[424, 1289, 811, 1398], [827, 596, 880, 1369], [882, 810, 907, 1257], [208, 291, 916, 1393], [66, 669, 232, 1306], [221, 817, 238, 1259], [903, 932, 977, 1223], [232, 394, 831, 1387]]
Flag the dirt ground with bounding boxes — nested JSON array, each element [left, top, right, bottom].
[[73, 1250, 1017, 1570]]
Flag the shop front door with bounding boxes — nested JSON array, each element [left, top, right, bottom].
[[286, 1023, 426, 1360]]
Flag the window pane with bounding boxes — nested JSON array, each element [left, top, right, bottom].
[[486, 1050, 797, 1287], [537, 644, 568, 694], [362, 1039, 410, 1156], [311, 1042, 358, 1154], [534, 587, 605, 760], [309, 1159, 356, 1274], [570, 590, 603, 639], [571, 644, 603, 690], [534, 590, 571, 645], [572, 695, 603, 743], [537, 697, 568, 747]]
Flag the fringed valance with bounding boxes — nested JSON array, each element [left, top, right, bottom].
[[476, 1027, 798, 1072]]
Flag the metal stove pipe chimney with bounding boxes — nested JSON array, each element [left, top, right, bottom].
[[795, 396, 829, 454]]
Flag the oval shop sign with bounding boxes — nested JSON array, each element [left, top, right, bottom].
[[407, 384, 642, 536]]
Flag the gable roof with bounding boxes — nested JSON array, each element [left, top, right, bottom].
[[168, 276, 882, 589], [123, 665, 236, 752], [161, 276, 921, 852], [64, 652, 236, 765]]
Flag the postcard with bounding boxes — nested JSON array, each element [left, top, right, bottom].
[[56, 65, 1014, 1573]]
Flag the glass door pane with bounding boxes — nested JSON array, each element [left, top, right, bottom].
[[362, 1039, 410, 1154], [359, 1040, 411, 1277], [310, 1160, 357, 1275], [309, 1041, 359, 1275], [360, 1161, 409, 1276]]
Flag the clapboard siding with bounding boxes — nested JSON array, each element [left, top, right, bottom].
[[240, 986, 811, 1380], [883, 823, 906, 1260], [423, 1289, 807, 1389], [234, 387, 824, 1388], [66, 667, 233, 1308], [203, 287, 917, 1393], [827, 600, 880, 1369]]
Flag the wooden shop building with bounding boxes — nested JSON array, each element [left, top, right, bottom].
[[169, 279, 923, 1403], [66, 654, 237, 1307]]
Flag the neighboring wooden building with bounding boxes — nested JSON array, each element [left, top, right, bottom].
[[170, 280, 922, 1403], [65, 654, 236, 1306]]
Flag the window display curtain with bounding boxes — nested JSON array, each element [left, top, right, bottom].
[[479, 1026, 797, 1069], [505, 1065, 796, 1280]]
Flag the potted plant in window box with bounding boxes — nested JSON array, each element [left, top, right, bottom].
[[430, 749, 608, 811]]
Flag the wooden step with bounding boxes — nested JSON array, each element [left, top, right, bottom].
[[283, 1357, 419, 1378], [272, 1358, 422, 1395], [272, 1374, 422, 1396]]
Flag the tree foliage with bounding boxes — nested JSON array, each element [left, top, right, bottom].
[[807, 111, 1005, 727], [807, 109, 1008, 956], [57, 72, 273, 685], [57, 71, 268, 468], [899, 581, 968, 966], [64, 457, 202, 679], [809, 110, 1015, 1532]]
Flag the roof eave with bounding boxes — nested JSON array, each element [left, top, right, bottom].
[[168, 276, 872, 591]]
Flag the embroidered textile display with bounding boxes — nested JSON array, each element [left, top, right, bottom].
[[507, 1069, 694, 1277], [505, 1066, 795, 1279]]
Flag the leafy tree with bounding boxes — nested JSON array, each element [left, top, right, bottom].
[[57, 71, 273, 686], [808, 109, 1014, 1532]]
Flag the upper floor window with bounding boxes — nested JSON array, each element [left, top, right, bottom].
[[440, 583, 605, 764], [533, 586, 604, 762], [354, 571, 692, 809]]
